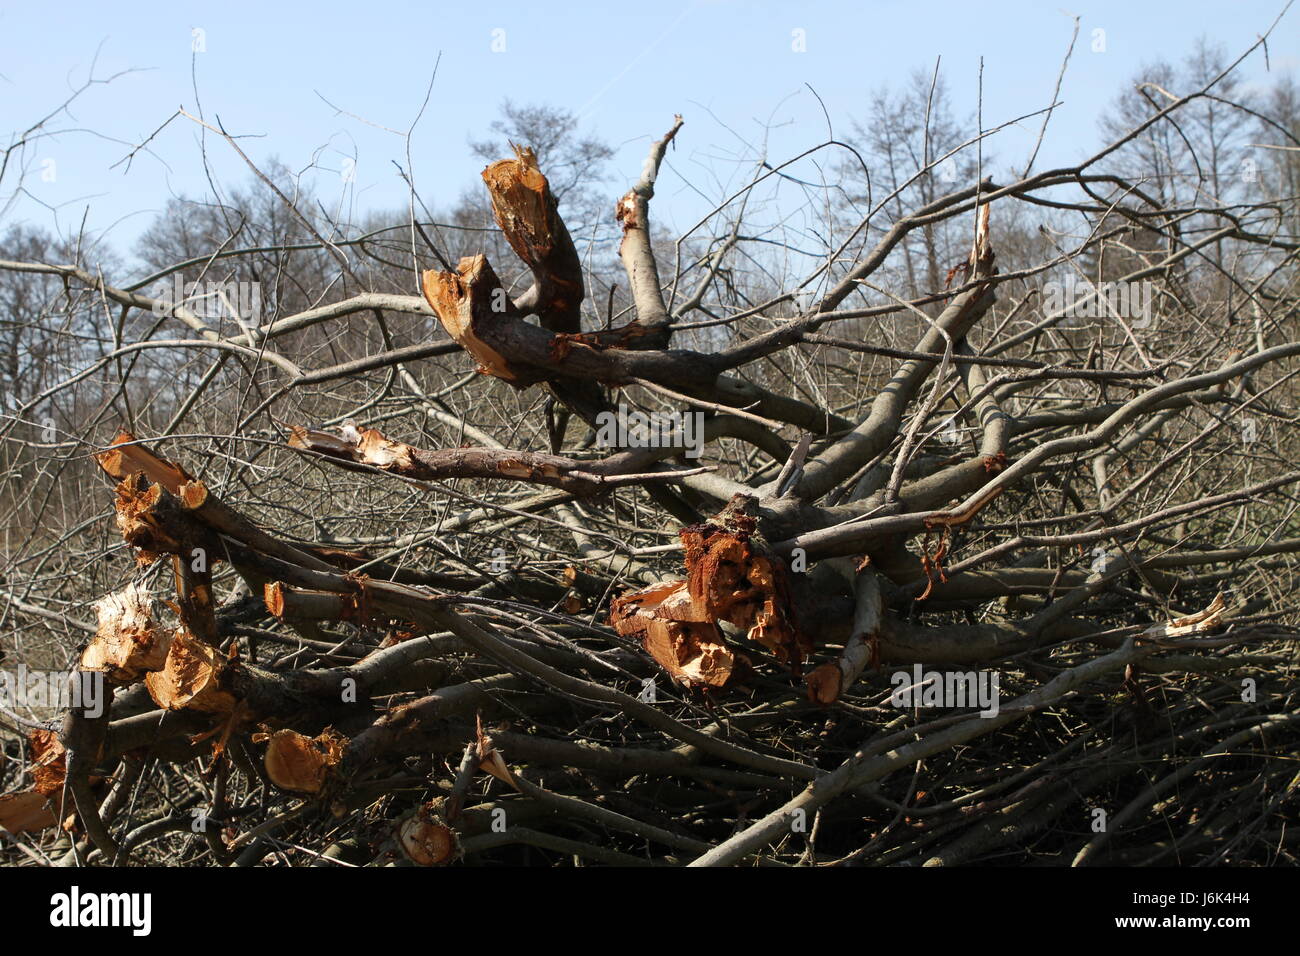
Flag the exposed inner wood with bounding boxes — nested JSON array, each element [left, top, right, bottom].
[[610, 580, 748, 690], [81, 582, 170, 685], [481, 144, 584, 333], [397, 802, 459, 865], [0, 791, 56, 836], [421, 255, 533, 384], [262, 728, 347, 794], [145, 630, 238, 715], [610, 495, 809, 690]]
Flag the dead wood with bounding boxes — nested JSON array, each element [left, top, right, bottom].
[[5, 93, 1298, 871], [289, 421, 707, 495], [81, 583, 170, 686], [481, 144, 585, 334]]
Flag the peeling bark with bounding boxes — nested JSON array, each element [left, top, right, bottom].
[[681, 495, 810, 673], [609, 580, 749, 690], [610, 495, 809, 689], [27, 728, 68, 798]]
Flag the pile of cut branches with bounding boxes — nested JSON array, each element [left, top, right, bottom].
[[2, 70, 1299, 867]]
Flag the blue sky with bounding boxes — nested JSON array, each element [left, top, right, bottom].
[[1, 0, 1295, 273]]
